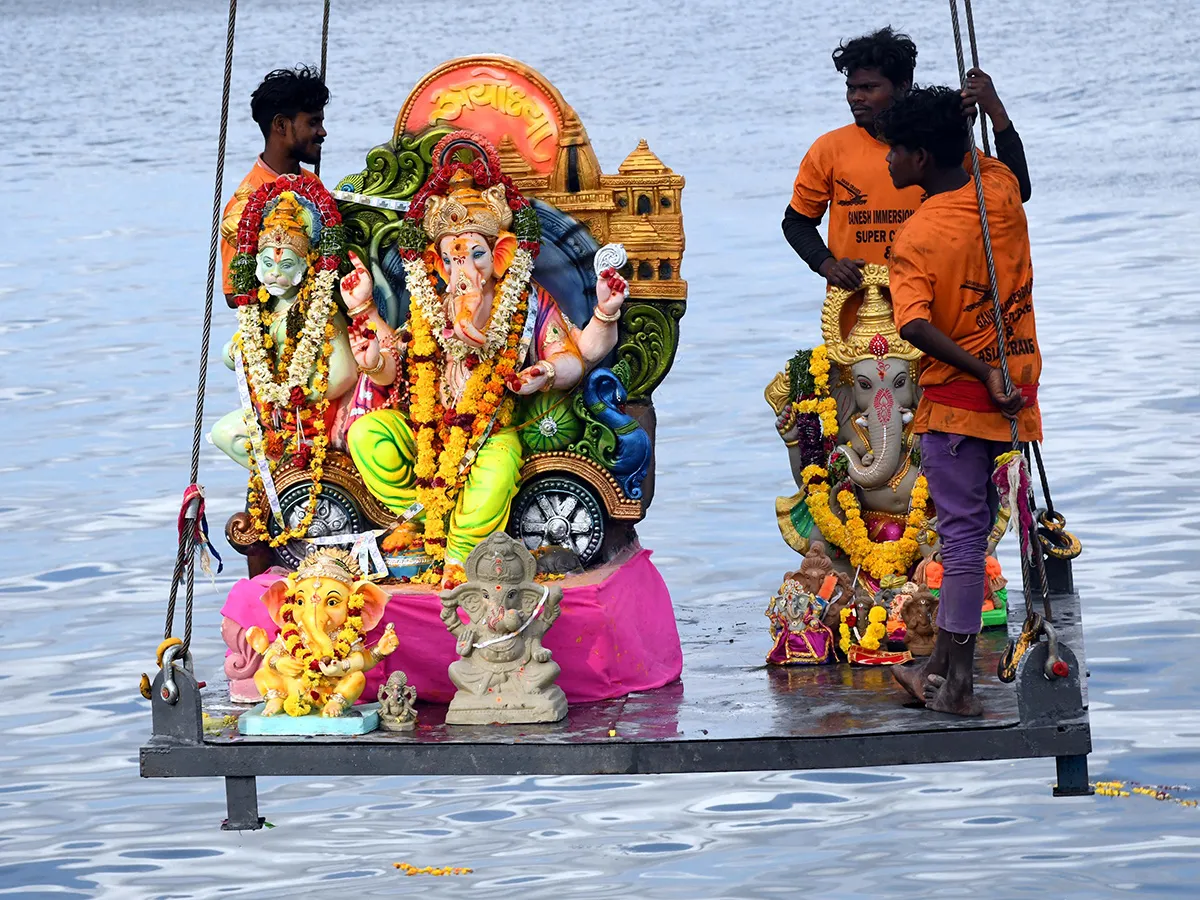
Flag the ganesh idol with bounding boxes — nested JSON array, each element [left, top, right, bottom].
[[765, 264, 930, 592], [340, 133, 627, 589]]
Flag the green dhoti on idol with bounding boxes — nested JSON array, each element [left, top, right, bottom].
[[341, 133, 628, 589]]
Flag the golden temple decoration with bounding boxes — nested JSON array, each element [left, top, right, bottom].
[[395, 55, 686, 303]]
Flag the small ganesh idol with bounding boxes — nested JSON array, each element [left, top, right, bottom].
[[765, 573, 838, 666], [210, 175, 359, 549], [244, 548, 397, 720], [338, 132, 628, 589]]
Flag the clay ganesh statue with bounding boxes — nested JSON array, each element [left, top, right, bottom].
[[766, 264, 929, 591], [245, 548, 397, 717], [438, 532, 567, 725], [340, 133, 628, 588], [210, 176, 359, 548]]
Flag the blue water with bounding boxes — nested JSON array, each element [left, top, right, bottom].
[[3, 0, 1199, 896]]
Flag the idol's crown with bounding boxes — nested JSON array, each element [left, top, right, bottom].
[[258, 193, 312, 257], [293, 548, 361, 584], [423, 169, 513, 244]]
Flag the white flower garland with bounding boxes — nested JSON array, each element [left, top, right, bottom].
[[235, 268, 337, 408], [403, 248, 535, 362]]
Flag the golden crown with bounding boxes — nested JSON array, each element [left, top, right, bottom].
[[292, 547, 362, 585], [258, 193, 311, 257], [423, 169, 513, 244], [820, 263, 920, 366]]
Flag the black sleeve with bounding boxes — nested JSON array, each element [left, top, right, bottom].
[[993, 123, 1032, 203], [782, 205, 835, 274]]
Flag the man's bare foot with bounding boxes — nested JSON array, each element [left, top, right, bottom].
[[261, 698, 284, 717], [923, 673, 945, 703], [925, 673, 983, 717], [892, 663, 930, 702]]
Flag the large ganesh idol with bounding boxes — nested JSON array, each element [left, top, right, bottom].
[[342, 132, 627, 589], [766, 264, 930, 593]]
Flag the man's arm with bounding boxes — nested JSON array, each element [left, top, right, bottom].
[[782, 206, 833, 273], [993, 125, 1031, 203], [782, 207, 864, 290], [962, 67, 1031, 202], [899, 318, 1025, 417]]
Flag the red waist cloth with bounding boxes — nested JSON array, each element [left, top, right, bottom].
[[922, 381, 1038, 413]]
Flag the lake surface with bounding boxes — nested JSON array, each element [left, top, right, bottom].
[[3, 0, 1200, 896]]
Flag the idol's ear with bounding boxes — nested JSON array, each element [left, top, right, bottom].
[[427, 241, 447, 282], [492, 231, 518, 279], [262, 579, 291, 628], [354, 580, 391, 632]]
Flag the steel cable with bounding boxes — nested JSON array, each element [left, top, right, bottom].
[[164, 0, 238, 652], [315, 0, 330, 178], [963, 0, 992, 157]]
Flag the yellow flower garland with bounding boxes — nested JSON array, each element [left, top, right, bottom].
[[807, 475, 929, 580], [403, 286, 527, 581]]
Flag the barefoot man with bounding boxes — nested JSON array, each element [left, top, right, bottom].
[[879, 86, 1042, 716], [782, 27, 1031, 291], [220, 65, 329, 307]]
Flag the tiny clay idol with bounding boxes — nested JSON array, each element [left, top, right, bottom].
[[377, 670, 418, 732], [439, 532, 567, 725], [246, 548, 397, 718]]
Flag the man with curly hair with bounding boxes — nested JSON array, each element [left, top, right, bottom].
[[880, 86, 1042, 716], [220, 66, 329, 305], [782, 27, 1030, 291]]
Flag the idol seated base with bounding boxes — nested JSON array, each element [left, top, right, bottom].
[[237, 702, 380, 736]]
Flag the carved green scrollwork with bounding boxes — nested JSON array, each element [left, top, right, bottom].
[[336, 125, 454, 263], [567, 390, 619, 468], [616, 301, 686, 401]]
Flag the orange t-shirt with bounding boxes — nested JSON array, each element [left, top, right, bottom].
[[219, 157, 318, 294], [790, 123, 925, 266], [890, 157, 1042, 443]]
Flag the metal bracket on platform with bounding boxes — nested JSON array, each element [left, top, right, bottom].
[[1016, 640, 1084, 727], [1016, 637, 1093, 797], [150, 664, 203, 743]]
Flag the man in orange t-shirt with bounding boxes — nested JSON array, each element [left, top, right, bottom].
[[219, 66, 328, 305], [782, 28, 1031, 290], [879, 86, 1041, 717]]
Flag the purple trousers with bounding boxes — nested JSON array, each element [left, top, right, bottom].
[[921, 432, 1009, 635]]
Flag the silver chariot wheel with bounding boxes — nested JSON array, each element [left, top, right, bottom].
[[509, 476, 605, 566], [267, 480, 367, 569]]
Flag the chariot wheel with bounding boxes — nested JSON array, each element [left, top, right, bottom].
[[508, 476, 605, 566], [266, 479, 368, 569]]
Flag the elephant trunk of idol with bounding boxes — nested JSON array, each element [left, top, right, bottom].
[[300, 604, 336, 660], [451, 287, 487, 347], [840, 388, 904, 491]]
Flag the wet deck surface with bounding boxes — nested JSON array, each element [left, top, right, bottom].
[[142, 590, 1090, 776]]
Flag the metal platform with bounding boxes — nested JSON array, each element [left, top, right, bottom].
[[140, 561, 1090, 830]]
